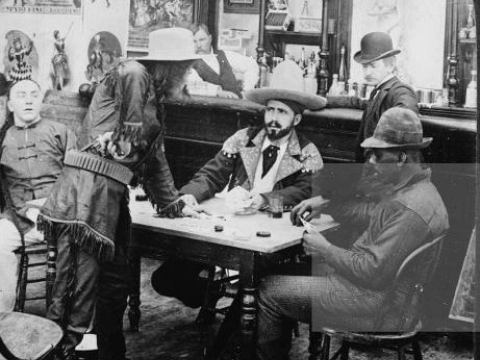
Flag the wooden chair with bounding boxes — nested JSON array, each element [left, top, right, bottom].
[[13, 241, 57, 313], [313, 234, 446, 360], [0, 312, 63, 360]]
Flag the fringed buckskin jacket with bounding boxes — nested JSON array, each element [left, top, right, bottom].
[[179, 127, 324, 210], [41, 60, 178, 260]]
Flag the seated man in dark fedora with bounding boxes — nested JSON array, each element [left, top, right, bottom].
[[151, 60, 326, 309], [258, 107, 449, 360], [328, 32, 418, 162]]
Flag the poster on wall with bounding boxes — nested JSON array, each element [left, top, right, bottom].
[[85, 32, 123, 83], [0, 0, 82, 15], [128, 0, 195, 51], [350, 0, 446, 91], [2, 30, 39, 82]]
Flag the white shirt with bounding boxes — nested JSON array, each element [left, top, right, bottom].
[[251, 135, 289, 195], [187, 49, 259, 96]]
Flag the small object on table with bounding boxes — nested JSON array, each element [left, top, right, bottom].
[[269, 194, 283, 218], [214, 225, 224, 232], [256, 231, 271, 238]]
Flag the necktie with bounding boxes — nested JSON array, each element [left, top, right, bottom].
[[369, 87, 379, 101], [262, 145, 280, 178]]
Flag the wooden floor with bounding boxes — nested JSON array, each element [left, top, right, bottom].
[[21, 257, 474, 360]]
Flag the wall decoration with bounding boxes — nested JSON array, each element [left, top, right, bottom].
[[223, 0, 260, 14], [0, 0, 82, 15], [128, 0, 195, 51], [51, 24, 73, 90], [85, 31, 122, 83], [3, 30, 38, 81], [350, 0, 446, 90], [91, 0, 110, 7]]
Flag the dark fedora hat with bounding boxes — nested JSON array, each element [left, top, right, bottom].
[[361, 107, 432, 149], [354, 32, 401, 64]]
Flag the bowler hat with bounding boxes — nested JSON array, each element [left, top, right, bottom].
[[361, 107, 432, 149], [133, 28, 201, 62], [245, 60, 326, 110], [354, 32, 401, 64]]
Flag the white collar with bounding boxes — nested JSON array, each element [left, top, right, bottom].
[[375, 74, 395, 89]]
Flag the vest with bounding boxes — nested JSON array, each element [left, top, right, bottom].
[[193, 50, 243, 98]]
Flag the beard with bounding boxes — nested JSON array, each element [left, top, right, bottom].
[[265, 121, 294, 141]]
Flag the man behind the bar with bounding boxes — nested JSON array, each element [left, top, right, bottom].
[[328, 32, 418, 162], [188, 23, 259, 99], [257, 108, 449, 360], [151, 60, 325, 309], [0, 79, 76, 312]]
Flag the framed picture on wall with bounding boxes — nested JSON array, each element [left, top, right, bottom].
[[223, 0, 260, 14], [128, 0, 202, 51]]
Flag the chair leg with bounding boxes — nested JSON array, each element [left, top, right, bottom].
[[196, 266, 216, 326], [412, 339, 423, 360], [308, 330, 324, 360], [14, 253, 28, 313], [46, 241, 57, 311]]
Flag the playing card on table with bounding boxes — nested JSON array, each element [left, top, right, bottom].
[[300, 217, 320, 234]]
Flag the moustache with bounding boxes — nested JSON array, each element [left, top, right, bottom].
[[266, 121, 281, 129]]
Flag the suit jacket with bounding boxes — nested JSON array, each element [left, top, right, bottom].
[[327, 76, 418, 162], [180, 127, 323, 209]]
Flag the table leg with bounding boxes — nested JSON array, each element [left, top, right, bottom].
[[239, 285, 257, 360], [127, 248, 141, 332]]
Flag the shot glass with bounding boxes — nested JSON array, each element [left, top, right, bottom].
[[269, 194, 283, 218]]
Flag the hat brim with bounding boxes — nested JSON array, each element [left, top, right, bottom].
[[353, 49, 401, 64], [245, 88, 326, 110], [360, 136, 433, 149], [132, 54, 202, 62]]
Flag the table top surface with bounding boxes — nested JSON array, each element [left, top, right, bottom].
[[130, 194, 338, 253]]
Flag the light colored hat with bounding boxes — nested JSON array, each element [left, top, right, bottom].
[[361, 107, 432, 149], [245, 60, 326, 110], [134, 28, 201, 62]]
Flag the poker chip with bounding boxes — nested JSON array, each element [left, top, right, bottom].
[[214, 225, 224, 232], [256, 231, 271, 237]]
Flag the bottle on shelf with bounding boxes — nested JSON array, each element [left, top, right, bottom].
[[464, 70, 477, 108], [300, 47, 307, 75], [337, 45, 347, 95], [304, 53, 318, 95], [258, 54, 270, 88], [347, 79, 356, 97], [328, 74, 340, 96]]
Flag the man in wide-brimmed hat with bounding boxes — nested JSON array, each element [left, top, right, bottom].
[[42, 28, 201, 360], [328, 31, 418, 162], [257, 107, 449, 360], [151, 60, 326, 311]]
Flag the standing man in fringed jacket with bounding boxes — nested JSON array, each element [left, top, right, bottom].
[[40, 28, 201, 360]]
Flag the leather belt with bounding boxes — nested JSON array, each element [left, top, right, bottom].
[[64, 150, 134, 185]]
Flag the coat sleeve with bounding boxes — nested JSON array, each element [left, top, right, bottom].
[[179, 150, 238, 203], [325, 202, 431, 289], [388, 84, 418, 113], [141, 138, 179, 210], [326, 95, 368, 109]]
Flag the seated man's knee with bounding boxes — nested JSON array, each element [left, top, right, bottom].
[[0, 219, 22, 250]]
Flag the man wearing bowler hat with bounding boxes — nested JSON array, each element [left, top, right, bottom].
[[41, 28, 201, 360], [257, 107, 449, 360], [328, 32, 418, 162]]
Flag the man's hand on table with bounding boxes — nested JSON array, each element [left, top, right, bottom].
[[179, 194, 210, 218], [290, 196, 330, 226]]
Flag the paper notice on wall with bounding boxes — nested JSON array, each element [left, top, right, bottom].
[[0, 0, 82, 15]]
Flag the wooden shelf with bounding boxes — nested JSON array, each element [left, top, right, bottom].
[[265, 29, 322, 46]]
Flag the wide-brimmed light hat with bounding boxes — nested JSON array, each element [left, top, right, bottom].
[[353, 32, 401, 64], [133, 28, 201, 62], [245, 60, 326, 111], [361, 107, 432, 149]]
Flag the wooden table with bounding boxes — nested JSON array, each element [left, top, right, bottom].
[[127, 195, 338, 360]]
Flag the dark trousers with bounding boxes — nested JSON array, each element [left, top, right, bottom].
[[47, 200, 131, 360]]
